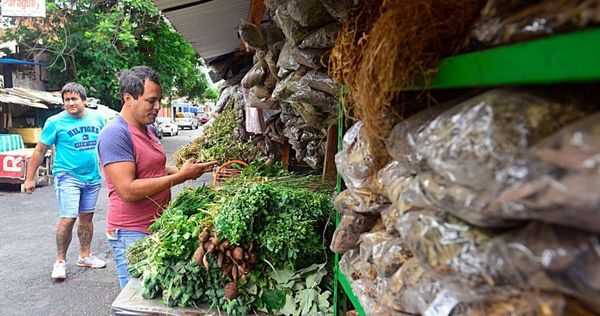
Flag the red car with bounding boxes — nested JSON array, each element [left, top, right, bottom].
[[197, 112, 209, 124]]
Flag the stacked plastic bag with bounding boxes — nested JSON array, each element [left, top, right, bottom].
[[464, 0, 600, 49], [332, 87, 600, 315], [330, 122, 390, 253], [387, 89, 593, 228], [235, 0, 344, 169]]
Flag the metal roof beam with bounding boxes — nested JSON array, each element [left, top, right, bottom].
[[163, 0, 215, 13]]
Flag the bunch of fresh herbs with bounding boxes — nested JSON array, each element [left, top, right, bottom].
[[127, 161, 335, 314]]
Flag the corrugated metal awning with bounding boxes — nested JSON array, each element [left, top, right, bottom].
[[7, 87, 62, 105], [0, 92, 48, 109], [153, 0, 250, 59]]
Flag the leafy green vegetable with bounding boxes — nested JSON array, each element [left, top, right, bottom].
[[127, 163, 335, 315], [169, 185, 217, 216], [215, 182, 334, 270], [262, 289, 286, 311], [268, 263, 333, 316]]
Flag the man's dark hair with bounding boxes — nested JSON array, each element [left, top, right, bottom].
[[119, 66, 162, 104], [61, 82, 87, 101]]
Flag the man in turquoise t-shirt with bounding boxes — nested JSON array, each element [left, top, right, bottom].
[[25, 82, 107, 280]]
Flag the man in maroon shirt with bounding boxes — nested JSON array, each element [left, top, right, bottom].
[[97, 66, 216, 288]]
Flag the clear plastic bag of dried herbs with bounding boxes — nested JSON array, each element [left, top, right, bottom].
[[491, 222, 600, 313], [408, 88, 594, 227], [497, 113, 600, 232]]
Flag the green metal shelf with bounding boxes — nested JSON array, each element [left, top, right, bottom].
[[413, 27, 600, 90], [337, 270, 367, 316]]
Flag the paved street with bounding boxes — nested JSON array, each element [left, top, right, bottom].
[[0, 125, 208, 315]]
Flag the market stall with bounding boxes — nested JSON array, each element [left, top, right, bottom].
[[2, 87, 63, 145], [122, 0, 600, 315], [0, 88, 57, 190], [0, 146, 53, 191]]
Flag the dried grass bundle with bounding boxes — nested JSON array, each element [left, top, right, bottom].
[[332, 0, 486, 142], [329, 0, 383, 88]]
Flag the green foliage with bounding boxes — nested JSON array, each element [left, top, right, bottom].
[[198, 108, 257, 163], [1, 0, 210, 109], [126, 187, 251, 312], [215, 184, 273, 245], [236, 157, 290, 178], [127, 165, 335, 314], [139, 255, 250, 315], [202, 86, 219, 102], [266, 264, 333, 315], [168, 185, 217, 217], [259, 188, 333, 269], [145, 208, 202, 262], [215, 182, 334, 270], [221, 158, 336, 193]]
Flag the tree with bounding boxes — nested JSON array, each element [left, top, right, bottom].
[[202, 86, 220, 103], [2, 0, 210, 110]]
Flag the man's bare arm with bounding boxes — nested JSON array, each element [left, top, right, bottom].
[[165, 165, 179, 175], [104, 159, 216, 202], [24, 142, 49, 193]]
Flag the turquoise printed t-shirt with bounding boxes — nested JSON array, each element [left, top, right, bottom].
[[40, 109, 106, 183]]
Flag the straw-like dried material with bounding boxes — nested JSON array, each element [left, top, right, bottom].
[[329, 0, 383, 88], [332, 0, 485, 142]]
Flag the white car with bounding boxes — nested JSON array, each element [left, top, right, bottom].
[[175, 112, 199, 129], [155, 116, 179, 136]]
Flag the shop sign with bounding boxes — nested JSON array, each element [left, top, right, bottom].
[[0, 153, 26, 179], [1, 0, 46, 17]]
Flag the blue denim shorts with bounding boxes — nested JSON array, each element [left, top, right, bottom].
[[107, 229, 148, 289], [54, 172, 101, 218]]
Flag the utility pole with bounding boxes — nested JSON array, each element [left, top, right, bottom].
[[170, 77, 176, 120]]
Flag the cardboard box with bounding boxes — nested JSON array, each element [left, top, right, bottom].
[[9, 127, 42, 144]]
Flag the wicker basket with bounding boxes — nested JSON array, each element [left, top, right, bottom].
[[212, 160, 249, 187]]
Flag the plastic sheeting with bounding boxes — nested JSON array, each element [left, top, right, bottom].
[[299, 23, 339, 49], [241, 63, 266, 89], [286, 0, 334, 28], [395, 209, 516, 301], [338, 222, 573, 315], [491, 222, 600, 313], [299, 70, 338, 96], [276, 40, 301, 70]]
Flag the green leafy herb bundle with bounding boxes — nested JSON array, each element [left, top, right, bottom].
[[215, 182, 335, 270], [127, 162, 335, 315]]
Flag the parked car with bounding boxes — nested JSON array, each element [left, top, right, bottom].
[[196, 112, 209, 124], [155, 116, 179, 136], [151, 121, 164, 139], [175, 112, 199, 129]]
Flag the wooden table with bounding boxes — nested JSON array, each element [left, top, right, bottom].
[[112, 278, 220, 316]]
